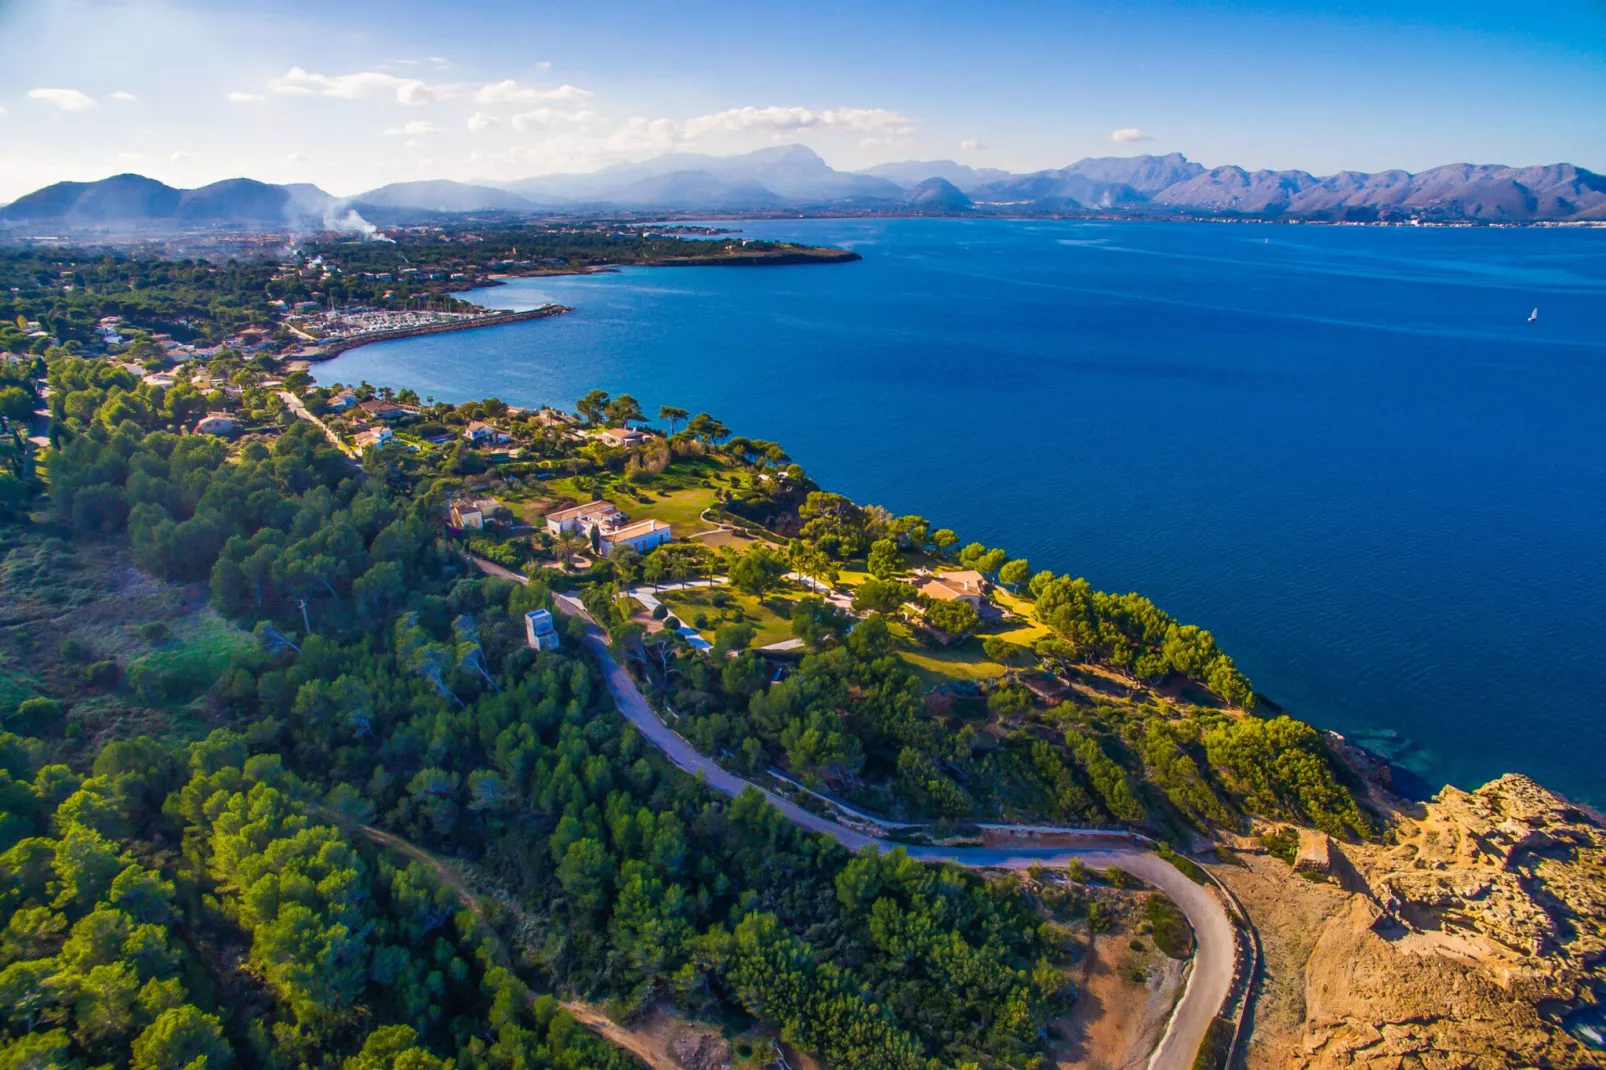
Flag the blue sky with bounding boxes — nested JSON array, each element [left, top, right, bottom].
[[0, 0, 1601, 199]]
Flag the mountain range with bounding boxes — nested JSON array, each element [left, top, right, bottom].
[[4, 145, 1603, 231]]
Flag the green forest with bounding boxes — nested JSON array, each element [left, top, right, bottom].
[[0, 309, 1378, 1066]]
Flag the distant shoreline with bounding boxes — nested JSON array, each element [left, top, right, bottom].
[[302, 303, 571, 361]]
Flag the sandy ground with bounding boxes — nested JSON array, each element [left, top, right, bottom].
[[1054, 915, 1187, 1069], [1208, 853, 1349, 1069]]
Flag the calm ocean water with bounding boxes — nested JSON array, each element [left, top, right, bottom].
[[319, 219, 1606, 804]]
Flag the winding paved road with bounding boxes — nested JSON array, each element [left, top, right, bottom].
[[470, 551, 1236, 1068], [543, 590, 1238, 1070]]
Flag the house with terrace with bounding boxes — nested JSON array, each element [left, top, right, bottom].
[[546, 500, 624, 536], [449, 497, 503, 530], [355, 427, 393, 454], [912, 569, 1003, 621], [464, 420, 511, 445], [544, 500, 672, 555]]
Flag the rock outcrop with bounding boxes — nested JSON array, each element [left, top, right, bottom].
[[1227, 774, 1606, 1068]]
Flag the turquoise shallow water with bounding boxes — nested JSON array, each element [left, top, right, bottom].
[[318, 218, 1606, 804]]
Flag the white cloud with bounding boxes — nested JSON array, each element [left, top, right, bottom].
[[270, 66, 449, 105], [28, 88, 96, 111], [170, 150, 198, 162], [467, 112, 499, 132], [110, 91, 137, 102], [283, 152, 311, 164], [682, 105, 915, 140], [1109, 127, 1154, 143], [600, 116, 686, 154], [960, 138, 986, 151], [228, 91, 265, 103], [429, 57, 450, 69], [385, 120, 441, 136], [474, 79, 592, 104], [511, 108, 595, 131], [537, 61, 552, 71], [115, 151, 145, 163]]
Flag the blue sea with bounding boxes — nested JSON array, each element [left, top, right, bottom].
[[318, 219, 1606, 805]]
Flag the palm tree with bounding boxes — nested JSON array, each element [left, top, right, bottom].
[[556, 529, 587, 570]]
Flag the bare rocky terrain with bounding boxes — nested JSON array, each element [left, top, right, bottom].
[[1221, 774, 1605, 1068]]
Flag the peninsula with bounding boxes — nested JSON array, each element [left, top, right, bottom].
[[3, 283, 1603, 1068]]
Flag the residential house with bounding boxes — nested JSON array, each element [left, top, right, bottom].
[[524, 609, 561, 652], [912, 569, 1003, 622], [359, 399, 410, 421], [913, 569, 990, 607], [599, 518, 672, 555], [194, 412, 241, 436], [599, 427, 646, 447], [449, 497, 503, 530], [545, 500, 624, 536], [533, 408, 578, 428], [463, 420, 511, 445], [328, 390, 358, 412], [355, 427, 393, 453], [544, 500, 672, 554]]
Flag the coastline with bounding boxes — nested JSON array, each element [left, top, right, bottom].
[[297, 303, 572, 361], [481, 247, 862, 283]]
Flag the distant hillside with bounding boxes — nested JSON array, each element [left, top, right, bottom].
[[901, 177, 973, 211], [5, 148, 1603, 232], [1141, 161, 1606, 220], [0, 174, 335, 229], [503, 144, 904, 207], [351, 180, 537, 213], [857, 159, 1014, 192]]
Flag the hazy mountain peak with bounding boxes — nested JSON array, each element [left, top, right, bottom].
[[4, 150, 1603, 229]]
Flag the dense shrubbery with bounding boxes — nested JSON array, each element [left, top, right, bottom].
[[1, 367, 1076, 1068], [1145, 894, 1194, 959]]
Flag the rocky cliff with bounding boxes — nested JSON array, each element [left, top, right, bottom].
[[1222, 775, 1605, 1068]]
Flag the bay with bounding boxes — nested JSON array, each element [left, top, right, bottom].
[[317, 218, 1606, 804]]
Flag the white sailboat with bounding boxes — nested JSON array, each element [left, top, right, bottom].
[[1528, 307, 1539, 323]]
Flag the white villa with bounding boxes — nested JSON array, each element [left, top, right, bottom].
[[544, 500, 672, 555]]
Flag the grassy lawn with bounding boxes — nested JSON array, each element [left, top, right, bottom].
[[125, 612, 256, 707], [657, 586, 800, 647], [887, 621, 1009, 686], [629, 486, 719, 535], [988, 589, 1052, 648], [693, 529, 762, 551]]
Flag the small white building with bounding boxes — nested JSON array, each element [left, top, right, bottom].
[[449, 497, 502, 530], [600, 518, 672, 555], [464, 420, 511, 445], [194, 412, 240, 436], [525, 609, 561, 651], [545, 500, 623, 536], [355, 426, 393, 454]]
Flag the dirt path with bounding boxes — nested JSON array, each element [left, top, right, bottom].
[[348, 822, 679, 1070]]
